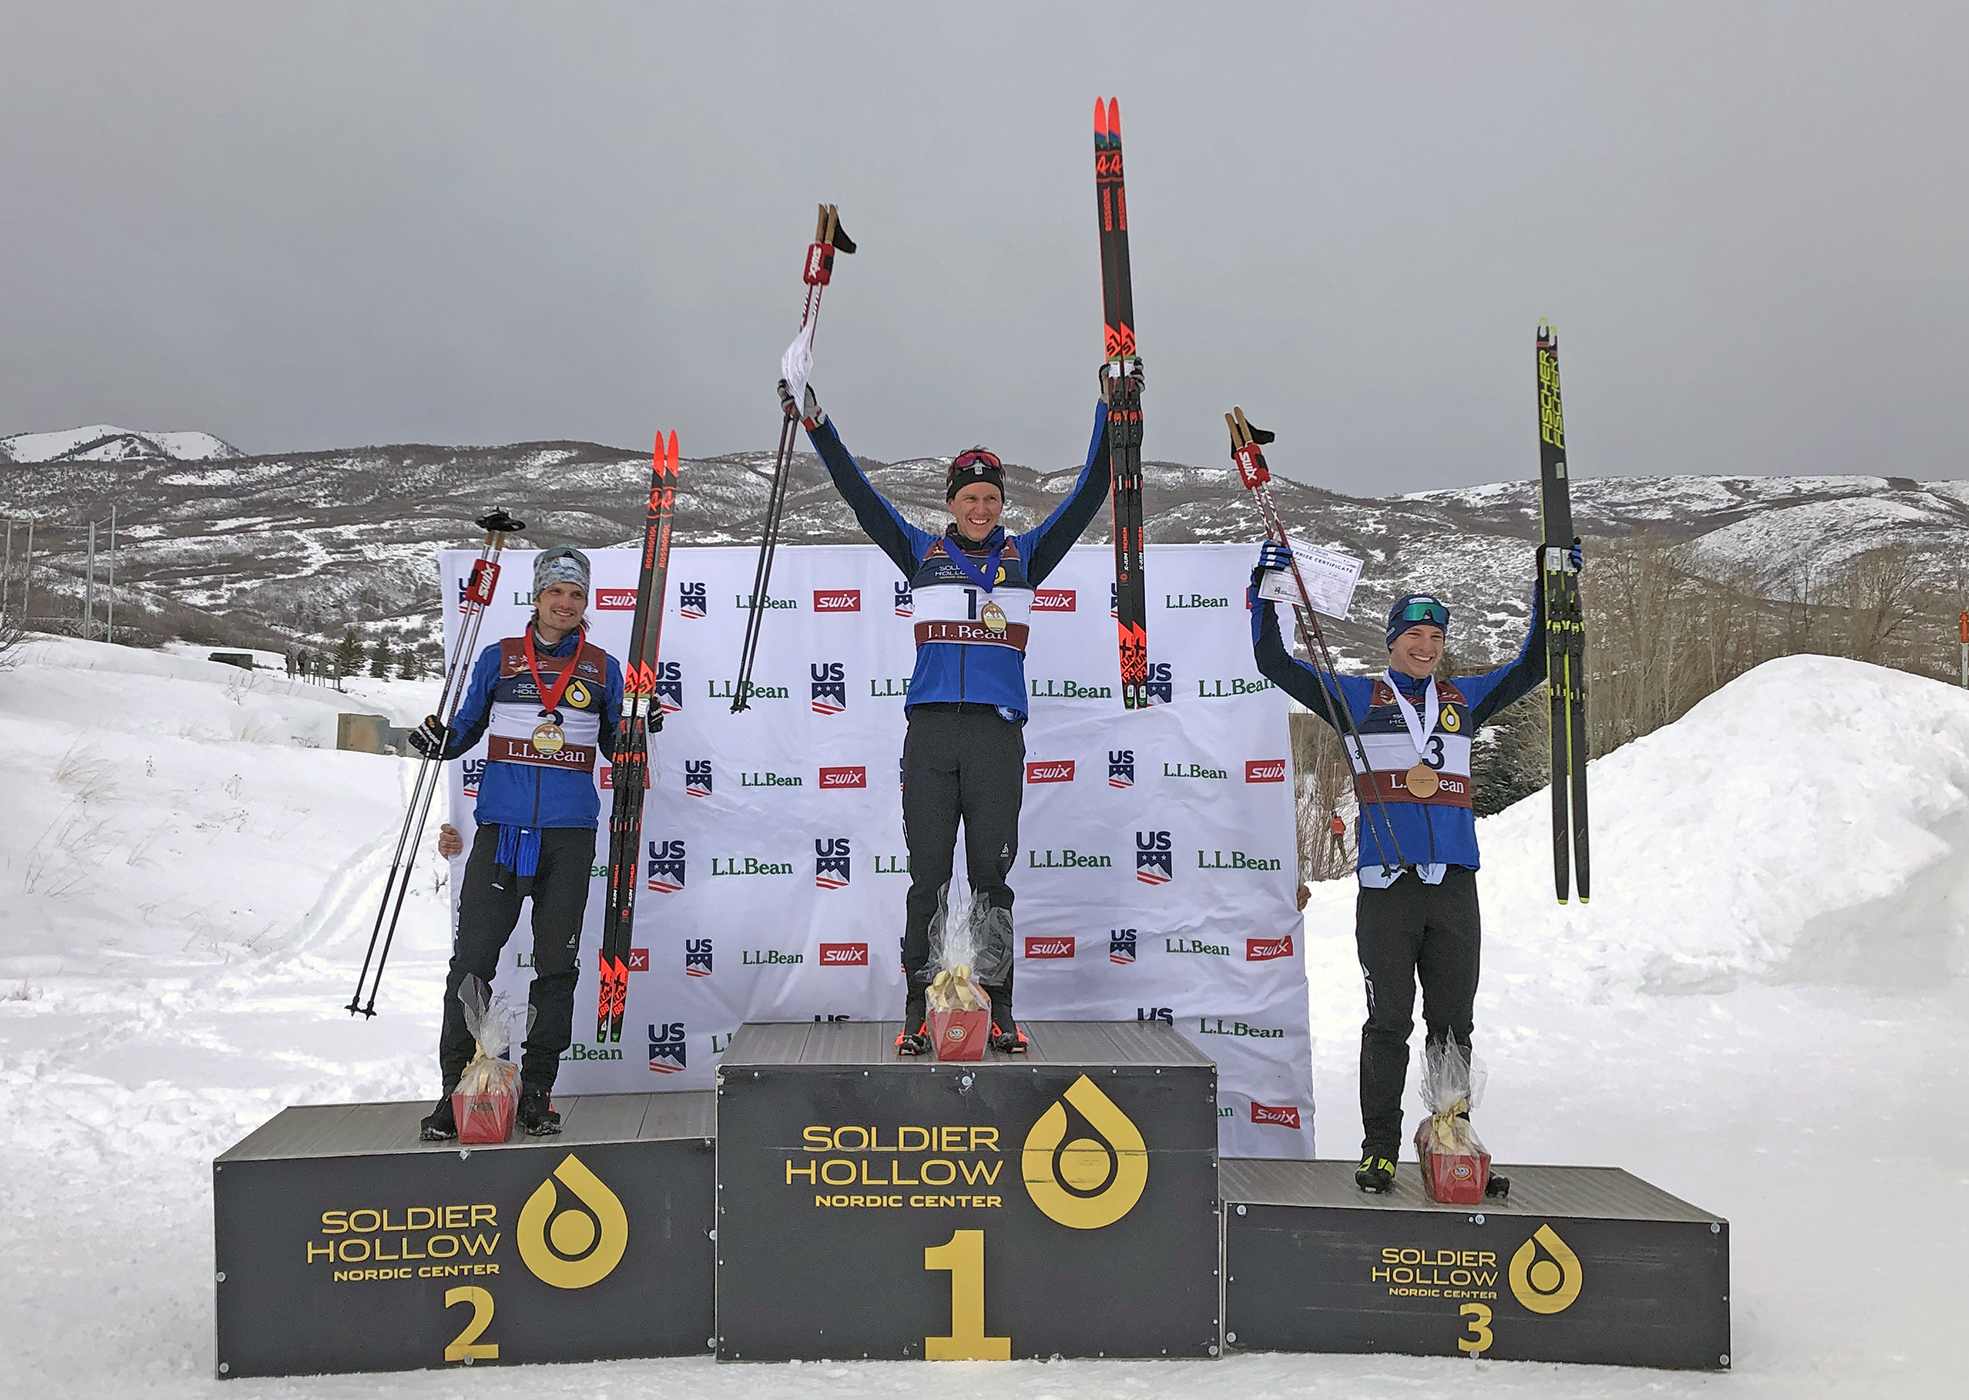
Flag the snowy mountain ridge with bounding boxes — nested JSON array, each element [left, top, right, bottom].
[[0, 424, 242, 464]]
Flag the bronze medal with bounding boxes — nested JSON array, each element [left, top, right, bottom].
[[1404, 762, 1440, 798], [531, 722, 566, 755]]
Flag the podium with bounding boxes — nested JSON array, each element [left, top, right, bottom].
[[1221, 1158, 1731, 1370], [212, 1093, 715, 1377], [713, 1021, 1222, 1360]]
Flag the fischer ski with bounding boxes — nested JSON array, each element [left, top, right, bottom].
[[1094, 97, 1150, 708], [1226, 408, 1405, 876], [597, 431, 679, 1042], [1536, 321, 1590, 903], [733, 203, 855, 713], [347, 508, 525, 1017]]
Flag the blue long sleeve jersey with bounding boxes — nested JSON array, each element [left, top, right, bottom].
[[442, 628, 625, 829], [1250, 580, 1546, 873], [806, 404, 1112, 719]]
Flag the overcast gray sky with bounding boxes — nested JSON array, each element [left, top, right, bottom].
[[2, 2, 1964, 493]]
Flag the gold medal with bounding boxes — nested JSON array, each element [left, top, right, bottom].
[[1404, 763, 1440, 798], [531, 722, 566, 755], [981, 601, 1008, 635]]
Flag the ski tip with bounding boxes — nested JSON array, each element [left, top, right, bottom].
[[1109, 97, 1121, 136], [1094, 96, 1107, 139]]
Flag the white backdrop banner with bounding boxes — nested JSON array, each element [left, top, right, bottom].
[[443, 543, 1316, 1158]]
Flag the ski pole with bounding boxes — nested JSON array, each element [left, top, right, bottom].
[[1227, 409, 1405, 876], [732, 203, 854, 713], [347, 508, 524, 1017]]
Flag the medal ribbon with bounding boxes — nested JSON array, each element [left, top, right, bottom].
[[938, 529, 1006, 594], [523, 627, 585, 717], [1382, 671, 1440, 764]]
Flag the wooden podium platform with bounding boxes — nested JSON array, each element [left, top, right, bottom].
[[713, 1020, 1222, 1361], [213, 1093, 715, 1377], [1221, 1158, 1730, 1369]]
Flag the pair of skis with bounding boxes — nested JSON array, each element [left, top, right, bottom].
[[1095, 97, 1151, 709], [1536, 323, 1590, 904], [595, 432, 681, 1043]]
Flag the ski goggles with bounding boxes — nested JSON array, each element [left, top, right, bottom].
[[947, 448, 1005, 499], [1393, 600, 1449, 630], [950, 448, 1002, 476]]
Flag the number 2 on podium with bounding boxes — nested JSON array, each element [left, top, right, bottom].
[[923, 1229, 1011, 1360]]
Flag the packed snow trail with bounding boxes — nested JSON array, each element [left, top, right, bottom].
[[1, 639, 1962, 1397]]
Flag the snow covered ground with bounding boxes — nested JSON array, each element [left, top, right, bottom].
[[1, 636, 1962, 1397]]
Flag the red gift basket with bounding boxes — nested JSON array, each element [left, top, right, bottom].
[[1414, 1040, 1491, 1204], [450, 974, 524, 1145], [929, 1006, 990, 1061]]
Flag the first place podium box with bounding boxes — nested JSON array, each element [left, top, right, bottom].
[[213, 1093, 716, 1378], [1222, 1159, 1730, 1370], [714, 1021, 1222, 1361]]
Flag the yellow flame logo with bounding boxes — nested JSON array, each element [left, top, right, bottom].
[[1021, 1075, 1148, 1230], [1509, 1223, 1583, 1314], [518, 1154, 629, 1289]]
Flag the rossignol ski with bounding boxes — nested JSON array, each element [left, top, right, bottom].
[[346, 508, 525, 1017], [732, 203, 855, 713], [1536, 321, 1589, 903], [1226, 409, 1404, 876], [1095, 97, 1150, 708], [596, 431, 679, 1042]]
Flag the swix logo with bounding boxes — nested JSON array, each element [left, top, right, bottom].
[[1032, 588, 1076, 612], [1026, 760, 1075, 784], [627, 948, 649, 973], [652, 660, 683, 714], [1135, 830, 1173, 885], [685, 759, 713, 798], [814, 589, 860, 612], [684, 939, 713, 977], [815, 837, 851, 890], [646, 838, 686, 893], [811, 662, 847, 715], [1247, 935, 1295, 962], [1136, 1007, 1173, 1024], [1024, 936, 1075, 959], [1251, 1101, 1303, 1129], [678, 582, 708, 618], [1246, 759, 1287, 783], [647, 1021, 686, 1074], [1108, 749, 1135, 789], [1109, 928, 1137, 965], [893, 582, 913, 616], [1145, 661, 1173, 706], [818, 942, 869, 967], [594, 588, 637, 611], [462, 757, 485, 798], [818, 766, 866, 790], [599, 763, 649, 791]]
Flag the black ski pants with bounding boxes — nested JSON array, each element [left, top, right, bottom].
[[1355, 866, 1481, 1157], [438, 823, 595, 1095], [900, 704, 1024, 1007]]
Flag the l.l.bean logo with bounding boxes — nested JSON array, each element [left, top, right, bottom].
[[1508, 1223, 1584, 1314], [517, 1154, 629, 1289], [1021, 1075, 1147, 1230]]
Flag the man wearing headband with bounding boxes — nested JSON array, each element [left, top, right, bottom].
[[780, 377, 1120, 1055], [408, 544, 626, 1139], [1250, 539, 1574, 1191]]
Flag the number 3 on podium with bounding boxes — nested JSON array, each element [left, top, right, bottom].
[[924, 1229, 1011, 1360]]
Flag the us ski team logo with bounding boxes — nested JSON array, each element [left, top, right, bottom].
[[678, 582, 707, 618], [684, 938, 713, 977], [462, 757, 486, 798], [685, 759, 713, 798], [646, 838, 687, 893], [1109, 928, 1137, 965], [1109, 581, 1119, 619], [893, 582, 913, 617], [1135, 830, 1173, 885], [647, 1020, 686, 1073], [652, 660, 684, 714], [1108, 749, 1135, 789], [1145, 661, 1173, 705], [815, 837, 851, 890], [811, 662, 847, 715]]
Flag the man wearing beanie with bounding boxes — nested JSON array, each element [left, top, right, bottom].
[[408, 544, 625, 1138], [1250, 539, 1569, 1191], [780, 378, 1119, 1055]]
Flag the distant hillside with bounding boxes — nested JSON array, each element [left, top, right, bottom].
[[0, 424, 241, 464]]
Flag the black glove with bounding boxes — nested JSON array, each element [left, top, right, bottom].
[[647, 709, 664, 734], [407, 714, 450, 759], [1099, 354, 1145, 398], [777, 379, 825, 428]]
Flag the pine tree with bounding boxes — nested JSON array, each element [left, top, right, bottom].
[[369, 636, 393, 678], [398, 648, 423, 681], [334, 628, 362, 679]]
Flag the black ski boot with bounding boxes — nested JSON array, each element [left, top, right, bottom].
[[1355, 1152, 1396, 1193], [518, 1087, 562, 1136], [419, 1094, 457, 1142], [987, 998, 1027, 1055], [897, 983, 930, 1057]]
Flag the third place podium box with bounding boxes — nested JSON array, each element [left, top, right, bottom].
[[1222, 1159, 1730, 1370], [714, 1021, 1221, 1361]]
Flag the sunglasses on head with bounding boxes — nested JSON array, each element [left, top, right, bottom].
[[950, 448, 1002, 478], [1396, 600, 1448, 629]]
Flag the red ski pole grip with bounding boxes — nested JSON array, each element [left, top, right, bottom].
[[804, 241, 835, 286], [1232, 442, 1271, 488], [465, 559, 499, 608]]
